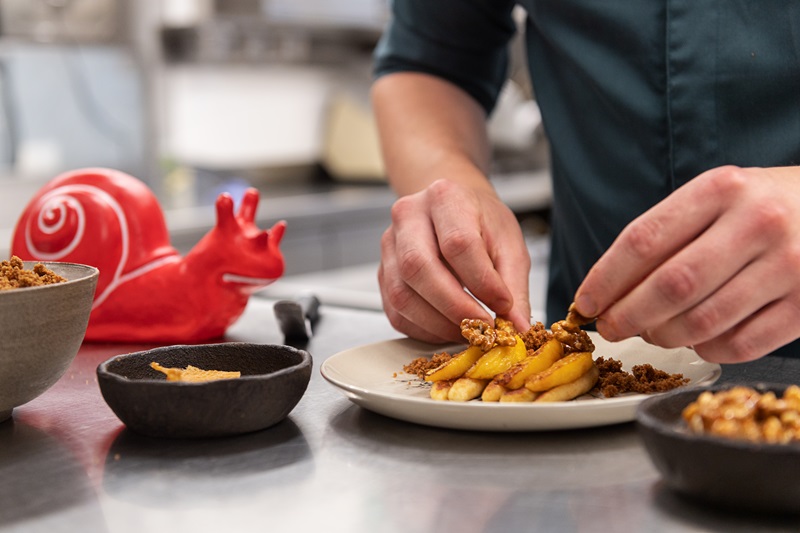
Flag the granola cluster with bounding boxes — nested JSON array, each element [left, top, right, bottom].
[[0, 256, 66, 290]]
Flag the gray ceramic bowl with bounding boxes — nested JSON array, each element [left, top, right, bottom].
[[0, 261, 99, 422], [97, 343, 312, 439], [636, 383, 800, 515]]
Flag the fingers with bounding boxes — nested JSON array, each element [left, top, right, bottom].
[[578, 167, 758, 336], [379, 180, 531, 342], [379, 219, 488, 344], [642, 248, 794, 350], [594, 202, 768, 342], [428, 182, 513, 312], [391, 188, 492, 316], [428, 181, 532, 329], [576, 165, 800, 363], [490, 232, 532, 331], [694, 297, 800, 363], [575, 167, 736, 320]]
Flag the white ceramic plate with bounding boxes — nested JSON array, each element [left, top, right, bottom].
[[320, 333, 721, 431]]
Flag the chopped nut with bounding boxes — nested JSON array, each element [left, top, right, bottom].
[[682, 385, 800, 444], [460, 318, 516, 351]]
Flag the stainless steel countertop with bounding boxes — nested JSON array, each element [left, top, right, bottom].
[[2, 298, 800, 533]]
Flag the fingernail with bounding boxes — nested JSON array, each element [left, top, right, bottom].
[[575, 294, 597, 317]]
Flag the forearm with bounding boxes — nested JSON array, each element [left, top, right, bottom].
[[371, 72, 495, 197]]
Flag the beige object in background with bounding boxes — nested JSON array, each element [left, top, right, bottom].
[[322, 94, 386, 182]]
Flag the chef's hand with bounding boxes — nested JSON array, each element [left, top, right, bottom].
[[378, 179, 532, 344], [574, 165, 800, 363]]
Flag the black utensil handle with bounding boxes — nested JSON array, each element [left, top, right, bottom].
[[296, 293, 320, 325]]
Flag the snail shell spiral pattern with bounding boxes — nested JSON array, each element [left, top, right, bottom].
[[12, 168, 179, 308]]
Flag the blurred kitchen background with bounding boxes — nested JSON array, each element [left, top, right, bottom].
[[0, 0, 552, 314]]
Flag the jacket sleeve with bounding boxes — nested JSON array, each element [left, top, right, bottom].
[[373, 0, 517, 115]]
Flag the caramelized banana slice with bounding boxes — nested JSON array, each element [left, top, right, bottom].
[[464, 336, 527, 380], [425, 345, 484, 382], [524, 351, 595, 392], [535, 364, 599, 402], [495, 338, 564, 390]]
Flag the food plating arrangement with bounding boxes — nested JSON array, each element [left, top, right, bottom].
[[403, 305, 689, 404]]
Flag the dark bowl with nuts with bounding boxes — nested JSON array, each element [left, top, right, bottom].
[[636, 382, 800, 515]]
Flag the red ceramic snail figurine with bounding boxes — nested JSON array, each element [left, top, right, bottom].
[[11, 168, 286, 343]]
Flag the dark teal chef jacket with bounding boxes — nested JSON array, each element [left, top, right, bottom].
[[374, 1, 800, 356]]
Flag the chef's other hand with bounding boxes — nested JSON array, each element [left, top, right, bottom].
[[379, 179, 532, 344], [575, 165, 800, 363]]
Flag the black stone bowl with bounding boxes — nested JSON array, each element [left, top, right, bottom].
[[97, 343, 312, 439], [636, 383, 800, 515]]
